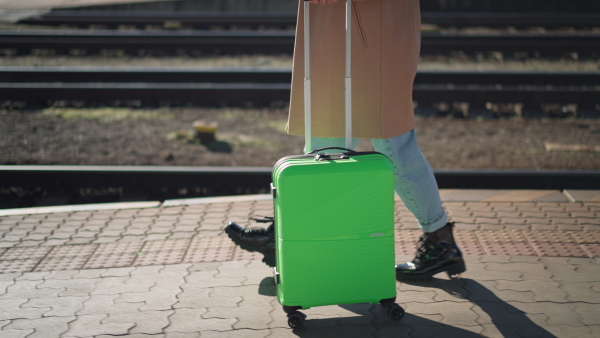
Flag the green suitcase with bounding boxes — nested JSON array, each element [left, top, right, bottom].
[[272, 149, 403, 328], [272, 1, 404, 328]]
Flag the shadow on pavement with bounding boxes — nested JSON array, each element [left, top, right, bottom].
[[291, 313, 484, 337], [400, 277, 556, 338], [259, 276, 556, 336], [259, 276, 277, 296], [258, 276, 536, 336]]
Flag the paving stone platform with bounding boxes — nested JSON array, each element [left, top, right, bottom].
[[0, 189, 599, 337]]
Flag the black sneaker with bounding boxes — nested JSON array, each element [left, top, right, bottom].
[[396, 222, 466, 281], [224, 217, 275, 267]]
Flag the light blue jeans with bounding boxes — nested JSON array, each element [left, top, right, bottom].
[[307, 129, 448, 233]]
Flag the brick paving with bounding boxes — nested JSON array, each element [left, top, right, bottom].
[[0, 189, 599, 337]]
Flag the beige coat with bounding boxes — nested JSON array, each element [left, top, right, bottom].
[[287, 0, 421, 139]]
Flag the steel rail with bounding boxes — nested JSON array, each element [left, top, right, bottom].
[[1, 166, 598, 192], [2, 67, 599, 86], [0, 30, 296, 55], [1, 30, 598, 54], [18, 11, 600, 29], [3, 82, 595, 110], [0, 67, 293, 83], [19, 11, 298, 29], [421, 12, 600, 28], [1, 68, 598, 109]]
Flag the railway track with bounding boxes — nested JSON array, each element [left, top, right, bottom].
[[18, 11, 600, 29], [1, 165, 599, 209], [1, 30, 598, 56], [1, 67, 598, 115]]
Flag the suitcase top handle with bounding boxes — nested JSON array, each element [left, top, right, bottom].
[[310, 147, 359, 161], [308, 147, 387, 162], [307, 147, 357, 155]]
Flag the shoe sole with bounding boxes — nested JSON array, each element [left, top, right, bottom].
[[261, 253, 276, 268], [396, 259, 466, 282], [224, 225, 276, 268]]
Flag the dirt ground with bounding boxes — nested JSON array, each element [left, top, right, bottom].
[[1, 107, 599, 170]]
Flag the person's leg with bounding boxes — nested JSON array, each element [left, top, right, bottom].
[[224, 215, 276, 267], [371, 129, 465, 281], [371, 130, 446, 232]]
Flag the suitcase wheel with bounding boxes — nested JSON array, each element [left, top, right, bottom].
[[287, 311, 306, 329], [386, 303, 405, 321]]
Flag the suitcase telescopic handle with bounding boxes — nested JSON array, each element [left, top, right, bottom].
[[303, 0, 353, 152]]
